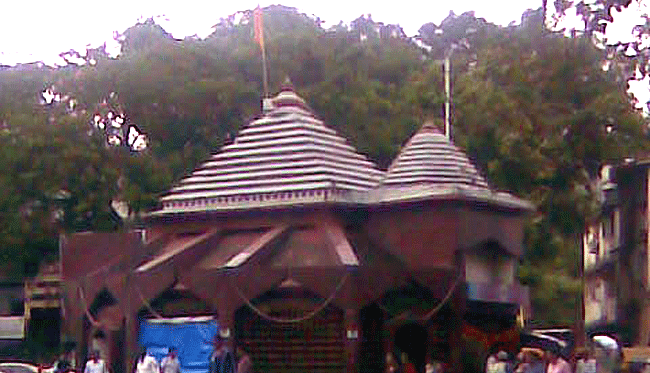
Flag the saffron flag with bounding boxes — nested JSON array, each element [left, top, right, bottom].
[[254, 6, 264, 50]]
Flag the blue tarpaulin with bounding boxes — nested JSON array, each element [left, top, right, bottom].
[[139, 317, 218, 373]]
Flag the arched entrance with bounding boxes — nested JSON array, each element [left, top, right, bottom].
[[359, 304, 385, 373], [395, 323, 428, 373], [379, 281, 446, 373], [235, 288, 346, 373]]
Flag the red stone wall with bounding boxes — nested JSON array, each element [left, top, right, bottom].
[[456, 208, 526, 256], [366, 206, 459, 269], [366, 203, 526, 268], [60, 231, 143, 280]]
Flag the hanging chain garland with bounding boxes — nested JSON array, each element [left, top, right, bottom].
[[229, 272, 350, 324], [133, 278, 166, 320], [372, 272, 463, 324], [77, 283, 103, 328], [421, 272, 462, 321]]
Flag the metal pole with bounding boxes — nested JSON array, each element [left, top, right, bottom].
[[577, 230, 586, 348], [261, 42, 269, 98], [444, 56, 451, 140]]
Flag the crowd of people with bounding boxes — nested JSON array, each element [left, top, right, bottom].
[[383, 345, 577, 373], [80, 335, 252, 373], [75, 338, 609, 373], [485, 344, 598, 373]]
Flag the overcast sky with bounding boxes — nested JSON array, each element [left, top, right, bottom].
[[1, 0, 547, 66], [3, 0, 650, 108]]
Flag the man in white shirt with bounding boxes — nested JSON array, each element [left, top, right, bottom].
[[84, 351, 108, 373], [135, 349, 159, 373], [161, 348, 181, 373]]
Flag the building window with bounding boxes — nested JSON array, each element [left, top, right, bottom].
[[587, 231, 598, 254]]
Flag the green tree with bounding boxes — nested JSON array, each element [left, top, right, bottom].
[[0, 5, 647, 328], [439, 10, 648, 325]]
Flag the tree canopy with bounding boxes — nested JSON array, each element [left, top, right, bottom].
[[0, 4, 647, 325]]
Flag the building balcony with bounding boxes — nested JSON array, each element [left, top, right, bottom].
[[24, 263, 61, 319], [599, 184, 618, 208], [585, 249, 618, 275]]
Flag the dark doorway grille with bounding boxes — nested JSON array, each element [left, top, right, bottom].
[[236, 300, 345, 373]]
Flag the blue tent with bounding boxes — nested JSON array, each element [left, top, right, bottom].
[[139, 317, 219, 373]]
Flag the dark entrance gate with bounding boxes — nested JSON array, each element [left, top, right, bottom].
[[395, 323, 428, 373], [235, 291, 345, 373]]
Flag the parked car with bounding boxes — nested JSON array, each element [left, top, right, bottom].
[[0, 362, 57, 373], [521, 329, 573, 359], [592, 334, 622, 373]]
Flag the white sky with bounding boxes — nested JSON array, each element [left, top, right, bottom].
[[1, 0, 545, 66], [3, 0, 650, 109]]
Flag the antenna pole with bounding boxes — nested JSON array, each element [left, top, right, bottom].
[[444, 54, 451, 140], [261, 43, 269, 97]]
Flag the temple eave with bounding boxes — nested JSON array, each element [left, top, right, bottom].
[[149, 185, 531, 220]]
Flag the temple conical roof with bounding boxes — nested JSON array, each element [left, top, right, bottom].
[[373, 123, 532, 210], [381, 124, 489, 189], [156, 86, 384, 214]]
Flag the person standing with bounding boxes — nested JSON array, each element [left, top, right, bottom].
[[401, 353, 417, 373], [161, 348, 181, 373], [426, 358, 444, 373], [487, 354, 499, 373], [209, 336, 235, 373], [515, 351, 531, 373], [84, 351, 108, 373], [528, 350, 546, 373], [494, 351, 512, 373], [235, 346, 252, 373], [545, 346, 571, 373], [134, 349, 160, 373], [385, 352, 399, 373], [576, 349, 597, 373]]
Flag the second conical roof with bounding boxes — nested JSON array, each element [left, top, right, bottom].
[[381, 124, 489, 189]]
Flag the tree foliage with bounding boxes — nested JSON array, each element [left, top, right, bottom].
[[548, 0, 650, 109], [436, 9, 647, 325], [0, 5, 647, 325]]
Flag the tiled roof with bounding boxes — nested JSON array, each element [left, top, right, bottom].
[[372, 123, 532, 209], [153, 88, 532, 215], [381, 123, 489, 189], [156, 86, 384, 214]]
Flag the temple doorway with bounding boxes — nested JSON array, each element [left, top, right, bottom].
[[359, 304, 385, 373], [395, 323, 428, 373], [235, 288, 346, 373]]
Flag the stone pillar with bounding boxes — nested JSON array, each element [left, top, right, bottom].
[[345, 308, 360, 373], [123, 313, 138, 373], [61, 283, 85, 369], [66, 315, 85, 370], [384, 323, 396, 367], [638, 299, 650, 345], [449, 254, 467, 373], [123, 278, 139, 373], [110, 328, 126, 373], [217, 308, 236, 351]]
